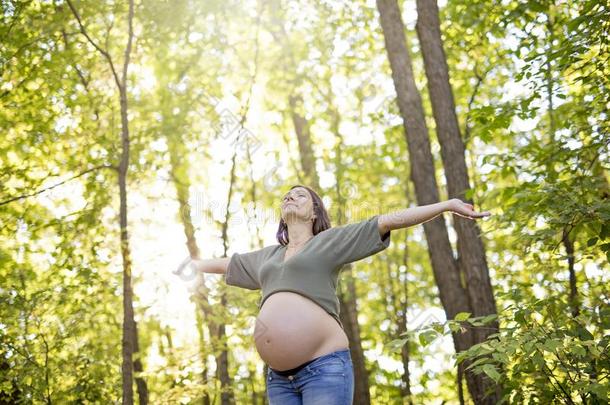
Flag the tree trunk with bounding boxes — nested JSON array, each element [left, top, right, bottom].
[[214, 300, 234, 405], [132, 320, 148, 405], [337, 275, 371, 405], [289, 94, 321, 189], [118, 78, 136, 405], [213, 145, 244, 405], [414, 1, 502, 402], [166, 126, 214, 404], [77, 0, 148, 403], [195, 309, 212, 405], [415, 0, 499, 332], [245, 125, 271, 404], [397, 185, 415, 403], [375, 0, 500, 402], [331, 131, 372, 405], [541, 5, 581, 319]]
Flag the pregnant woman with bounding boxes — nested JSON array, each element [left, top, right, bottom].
[[196, 185, 490, 404]]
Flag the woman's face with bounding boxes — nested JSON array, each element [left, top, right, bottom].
[[280, 187, 315, 223]]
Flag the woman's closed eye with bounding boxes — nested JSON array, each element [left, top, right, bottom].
[[283, 194, 307, 201]]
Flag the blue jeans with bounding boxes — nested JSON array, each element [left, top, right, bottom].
[[266, 348, 354, 404]]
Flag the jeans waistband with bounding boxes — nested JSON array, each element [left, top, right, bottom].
[[268, 348, 351, 377]]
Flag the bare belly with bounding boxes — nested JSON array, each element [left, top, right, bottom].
[[254, 291, 349, 371]]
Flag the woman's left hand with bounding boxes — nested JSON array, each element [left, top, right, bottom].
[[448, 198, 491, 220]]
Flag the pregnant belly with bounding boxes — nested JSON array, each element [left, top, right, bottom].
[[254, 291, 349, 371]]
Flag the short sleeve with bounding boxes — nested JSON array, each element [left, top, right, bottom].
[[329, 215, 391, 266], [225, 247, 269, 290]]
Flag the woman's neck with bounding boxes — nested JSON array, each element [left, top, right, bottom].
[[286, 221, 314, 247]]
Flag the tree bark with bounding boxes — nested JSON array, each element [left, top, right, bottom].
[[376, 0, 500, 403], [66, 1, 145, 403], [414, 1, 502, 399], [397, 184, 415, 403], [289, 94, 321, 189], [166, 125, 214, 403], [212, 143, 242, 405], [132, 320, 148, 405], [329, 106, 372, 405]]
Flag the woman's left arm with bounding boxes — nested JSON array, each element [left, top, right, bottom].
[[377, 199, 491, 235]]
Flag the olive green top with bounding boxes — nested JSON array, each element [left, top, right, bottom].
[[224, 215, 392, 330]]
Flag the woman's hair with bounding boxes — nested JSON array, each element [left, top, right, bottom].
[[276, 184, 331, 246]]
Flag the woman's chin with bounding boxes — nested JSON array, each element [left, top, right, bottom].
[[282, 211, 300, 220]]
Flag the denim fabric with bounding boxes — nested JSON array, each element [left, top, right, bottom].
[[266, 348, 354, 405]]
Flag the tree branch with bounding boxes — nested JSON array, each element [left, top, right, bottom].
[[0, 164, 116, 206], [65, 0, 122, 90]]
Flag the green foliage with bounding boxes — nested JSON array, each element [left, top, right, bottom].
[[2, 0, 608, 403], [454, 297, 610, 404]]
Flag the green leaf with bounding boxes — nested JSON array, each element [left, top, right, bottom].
[[480, 314, 498, 324], [448, 321, 461, 332], [587, 237, 598, 247], [542, 338, 562, 352], [587, 383, 609, 400], [570, 345, 587, 357], [481, 364, 501, 383], [532, 351, 545, 367], [455, 312, 471, 322], [454, 351, 469, 364], [567, 15, 587, 32], [465, 355, 493, 371], [492, 351, 509, 364], [432, 322, 445, 334], [419, 330, 438, 347], [387, 338, 408, 351]]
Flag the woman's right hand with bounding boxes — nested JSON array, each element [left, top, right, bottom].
[[448, 198, 491, 220]]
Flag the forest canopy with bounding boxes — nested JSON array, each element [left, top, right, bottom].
[[1, 0, 608, 404]]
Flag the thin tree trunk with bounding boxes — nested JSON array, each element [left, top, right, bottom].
[[195, 309, 212, 405], [246, 139, 266, 249], [397, 184, 415, 404], [212, 62, 265, 401], [163, 328, 177, 390], [541, 4, 581, 319], [375, 0, 499, 403], [213, 300, 234, 405], [328, 96, 372, 405], [133, 321, 148, 405], [245, 124, 270, 404], [289, 94, 321, 189], [166, 127, 214, 404], [213, 143, 245, 405], [65, 1, 144, 403], [337, 274, 370, 405]]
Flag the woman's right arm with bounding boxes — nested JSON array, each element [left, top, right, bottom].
[[194, 257, 231, 274]]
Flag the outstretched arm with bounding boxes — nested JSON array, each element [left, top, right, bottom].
[[190, 257, 231, 274], [377, 199, 491, 235]]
